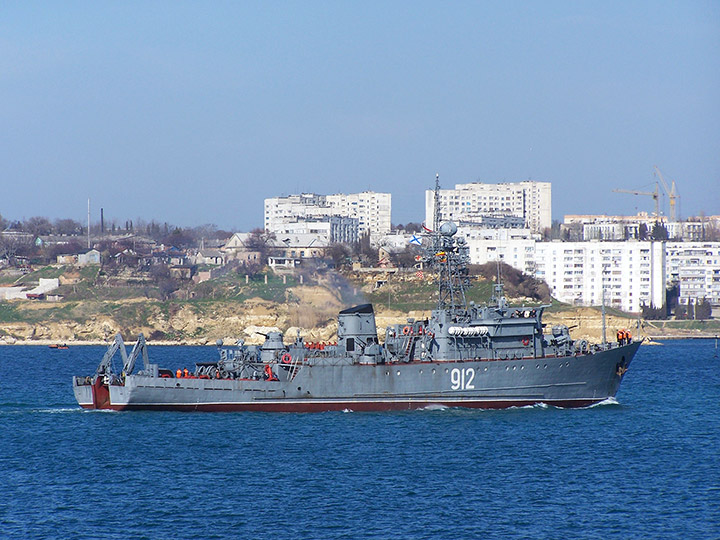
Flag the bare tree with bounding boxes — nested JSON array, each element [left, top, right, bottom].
[[54, 218, 83, 236], [163, 227, 195, 248], [0, 234, 24, 265], [327, 243, 352, 268], [245, 228, 276, 261], [23, 216, 53, 236]]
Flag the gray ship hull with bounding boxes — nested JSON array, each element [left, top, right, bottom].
[[73, 341, 639, 412]]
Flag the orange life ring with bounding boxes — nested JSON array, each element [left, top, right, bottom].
[[522, 337, 530, 346], [281, 352, 292, 364], [403, 326, 411, 335]]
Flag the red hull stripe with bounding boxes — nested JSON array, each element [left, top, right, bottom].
[[80, 397, 602, 412]]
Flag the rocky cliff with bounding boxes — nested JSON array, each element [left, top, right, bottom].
[[0, 284, 686, 346]]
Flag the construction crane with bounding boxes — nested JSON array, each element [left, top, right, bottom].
[[613, 183, 660, 218], [654, 166, 679, 221]]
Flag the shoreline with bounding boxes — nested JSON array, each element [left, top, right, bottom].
[[2, 334, 718, 346]]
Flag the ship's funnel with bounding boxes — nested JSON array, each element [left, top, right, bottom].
[[338, 304, 378, 355], [260, 331, 285, 363]]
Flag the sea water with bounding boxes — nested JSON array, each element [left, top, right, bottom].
[[0, 340, 718, 539]]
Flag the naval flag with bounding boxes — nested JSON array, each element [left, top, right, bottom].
[[410, 235, 422, 245]]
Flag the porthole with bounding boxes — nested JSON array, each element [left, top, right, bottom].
[[385, 371, 390, 376], [506, 366, 509, 371], [520, 365, 524, 370], [536, 364, 539, 369], [396, 370, 401, 376], [445, 368, 449, 373], [484, 367, 488, 372], [566, 362, 570, 367], [419, 369, 423, 374], [432, 368, 436, 374], [512, 366, 516, 371], [544, 364, 547, 369]]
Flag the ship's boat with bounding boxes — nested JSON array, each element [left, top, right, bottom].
[[73, 178, 640, 412]]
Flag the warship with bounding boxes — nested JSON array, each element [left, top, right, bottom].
[[73, 177, 640, 412]]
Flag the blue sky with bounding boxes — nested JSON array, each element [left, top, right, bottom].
[[1, 1, 718, 231]]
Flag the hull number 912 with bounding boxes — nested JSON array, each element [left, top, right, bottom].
[[450, 368, 475, 390]]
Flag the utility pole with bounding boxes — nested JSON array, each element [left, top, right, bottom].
[[87, 198, 91, 249]]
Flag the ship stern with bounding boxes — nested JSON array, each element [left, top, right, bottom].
[[72, 377, 95, 408]]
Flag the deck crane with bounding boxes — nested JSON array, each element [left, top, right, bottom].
[[613, 183, 660, 218], [654, 166, 679, 221]]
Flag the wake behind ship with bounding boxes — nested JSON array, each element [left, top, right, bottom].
[[73, 177, 640, 412]]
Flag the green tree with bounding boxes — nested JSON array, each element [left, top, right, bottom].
[[651, 221, 669, 241], [695, 298, 712, 320]]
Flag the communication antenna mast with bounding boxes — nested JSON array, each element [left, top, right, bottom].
[[425, 174, 470, 313]]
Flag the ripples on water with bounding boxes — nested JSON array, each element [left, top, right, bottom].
[[1, 341, 719, 539]]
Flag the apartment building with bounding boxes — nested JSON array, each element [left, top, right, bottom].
[[270, 216, 358, 244], [535, 241, 665, 312], [264, 191, 391, 241], [666, 242, 720, 306], [564, 213, 720, 241], [425, 180, 551, 233], [464, 237, 665, 312]]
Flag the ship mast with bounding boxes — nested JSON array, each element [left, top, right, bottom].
[[426, 174, 470, 313], [432, 173, 442, 249]]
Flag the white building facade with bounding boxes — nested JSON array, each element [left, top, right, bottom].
[[269, 216, 358, 244], [425, 180, 551, 233], [264, 191, 391, 241], [534, 241, 665, 312], [666, 242, 720, 306], [464, 237, 666, 313], [565, 213, 720, 242]]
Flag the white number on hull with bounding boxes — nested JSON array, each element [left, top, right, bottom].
[[450, 368, 475, 390]]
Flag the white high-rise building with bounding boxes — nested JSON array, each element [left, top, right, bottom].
[[464, 237, 666, 312], [534, 241, 665, 312], [666, 242, 720, 306], [264, 191, 391, 241], [425, 180, 551, 233]]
